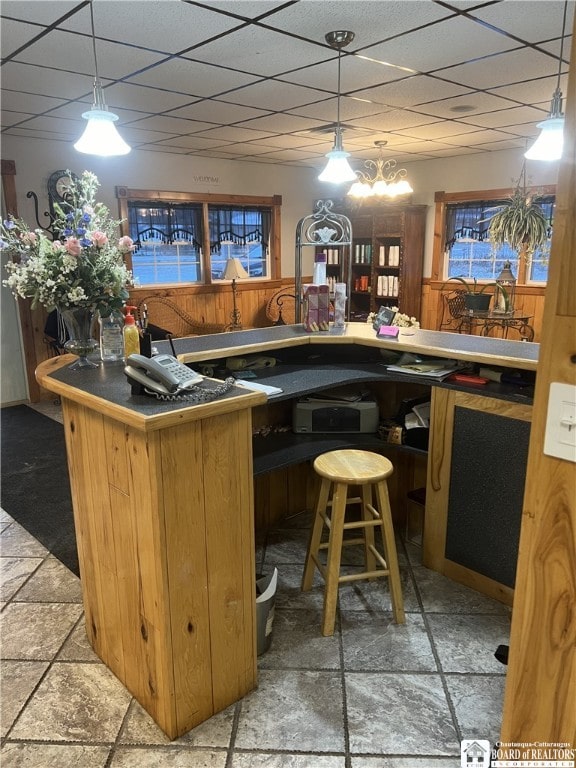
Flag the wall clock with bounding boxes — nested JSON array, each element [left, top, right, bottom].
[[47, 170, 78, 205]]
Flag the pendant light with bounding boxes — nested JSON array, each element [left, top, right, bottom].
[[318, 31, 357, 184], [525, 0, 568, 161], [74, 1, 131, 156]]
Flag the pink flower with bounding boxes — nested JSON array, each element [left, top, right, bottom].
[[65, 237, 82, 257], [21, 231, 37, 246], [52, 240, 62, 252], [117, 235, 135, 253], [91, 230, 108, 247]]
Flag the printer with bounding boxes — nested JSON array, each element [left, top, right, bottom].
[[293, 389, 379, 434]]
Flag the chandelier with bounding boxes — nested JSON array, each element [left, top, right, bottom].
[[348, 141, 413, 199]]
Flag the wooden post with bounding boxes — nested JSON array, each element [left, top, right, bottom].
[[500, 14, 576, 745]]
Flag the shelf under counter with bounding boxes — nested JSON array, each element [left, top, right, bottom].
[[252, 431, 426, 476]]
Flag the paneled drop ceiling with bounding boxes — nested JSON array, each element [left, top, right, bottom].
[[1, 0, 573, 170]]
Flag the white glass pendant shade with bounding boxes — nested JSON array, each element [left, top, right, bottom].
[[524, 117, 564, 161], [74, 108, 131, 156], [318, 147, 357, 183]]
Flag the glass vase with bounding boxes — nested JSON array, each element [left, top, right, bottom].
[[59, 306, 99, 370]]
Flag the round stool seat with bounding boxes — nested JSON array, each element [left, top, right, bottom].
[[313, 449, 393, 485]]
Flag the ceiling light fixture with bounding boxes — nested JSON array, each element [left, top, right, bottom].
[[525, 0, 568, 161], [348, 141, 413, 199], [74, 1, 131, 156], [318, 30, 357, 184]]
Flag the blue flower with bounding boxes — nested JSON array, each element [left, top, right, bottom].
[[63, 228, 73, 236], [82, 213, 91, 223], [3, 219, 15, 230], [80, 237, 92, 247], [66, 213, 75, 222], [76, 227, 86, 236]]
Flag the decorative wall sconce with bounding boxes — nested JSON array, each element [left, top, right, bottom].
[[348, 141, 413, 199]]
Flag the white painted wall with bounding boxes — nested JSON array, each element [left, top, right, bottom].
[[1, 135, 561, 404]]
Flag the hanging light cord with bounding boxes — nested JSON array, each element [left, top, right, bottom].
[[556, 0, 568, 90], [336, 48, 342, 140], [549, 0, 568, 117], [88, 1, 107, 111]]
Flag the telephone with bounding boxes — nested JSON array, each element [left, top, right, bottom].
[[124, 353, 203, 396]]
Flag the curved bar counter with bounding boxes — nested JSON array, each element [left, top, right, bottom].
[[36, 324, 537, 738]]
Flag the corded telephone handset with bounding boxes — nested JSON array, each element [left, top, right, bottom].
[[125, 353, 203, 396]]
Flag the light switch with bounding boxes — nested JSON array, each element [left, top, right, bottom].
[[544, 382, 576, 462]]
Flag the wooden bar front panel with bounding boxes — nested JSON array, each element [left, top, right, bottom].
[[61, 399, 257, 739]]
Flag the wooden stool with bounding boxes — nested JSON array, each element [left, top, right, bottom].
[[301, 449, 405, 636]]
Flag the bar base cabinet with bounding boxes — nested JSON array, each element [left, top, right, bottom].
[[57, 394, 258, 739]]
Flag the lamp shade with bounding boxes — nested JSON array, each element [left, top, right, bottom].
[[223, 257, 249, 280], [74, 108, 131, 156], [524, 117, 564, 161], [318, 148, 357, 183]]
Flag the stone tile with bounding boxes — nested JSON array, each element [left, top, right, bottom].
[[346, 672, 458, 755], [341, 611, 437, 672], [109, 746, 227, 767], [258, 607, 341, 670], [352, 758, 457, 767], [412, 567, 511, 615], [276, 509, 314, 529], [0, 509, 14, 523], [0, 660, 49, 736], [0, 520, 12, 533], [14, 556, 83, 603], [232, 755, 345, 767], [403, 541, 424, 566], [446, 674, 506, 743], [335, 566, 420, 613], [119, 699, 235, 746], [27, 401, 63, 424], [428, 613, 510, 673], [10, 661, 132, 742], [1, 602, 82, 660], [0, 524, 49, 557], [263, 528, 309, 566], [274, 563, 326, 612], [0, 743, 110, 768], [56, 620, 99, 662], [235, 669, 345, 752], [0, 556, 43, 600]]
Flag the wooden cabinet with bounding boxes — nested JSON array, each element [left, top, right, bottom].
[[340, 205, 427, 321]]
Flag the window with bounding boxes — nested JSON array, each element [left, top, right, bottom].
[[445, 196, 554, 284], [117, 188, 281, 287], [433, 187, 555, 287]]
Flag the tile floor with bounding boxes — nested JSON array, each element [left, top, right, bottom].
[[1, 405, 511, 767]]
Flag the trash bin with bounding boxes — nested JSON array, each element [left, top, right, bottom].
[[256, 567, 278, 656]]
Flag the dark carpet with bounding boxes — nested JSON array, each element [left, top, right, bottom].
[[1, 405, 79, 576]]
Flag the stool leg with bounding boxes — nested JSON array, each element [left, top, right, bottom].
[[322, 481, 347, 636], [374, 480, 405, 624], [361, 483, 377, 578], [302, 477, 331, 591]]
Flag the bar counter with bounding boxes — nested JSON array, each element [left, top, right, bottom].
[[36, 323, 537, 738]]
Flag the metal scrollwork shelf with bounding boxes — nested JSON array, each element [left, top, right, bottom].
[[294, 199, 353, 323]]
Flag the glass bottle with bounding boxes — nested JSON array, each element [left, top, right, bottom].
[[99, 308, 125, 362]]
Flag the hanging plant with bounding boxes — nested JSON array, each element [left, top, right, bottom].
[[481, 168, 549, 257]]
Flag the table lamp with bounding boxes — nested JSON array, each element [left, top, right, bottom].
[[223, 257, 249, 329]]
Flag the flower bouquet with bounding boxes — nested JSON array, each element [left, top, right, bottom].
[[1, 171, 134, 368], [368, 307, 420, 331], [2, 170, 133, 313]]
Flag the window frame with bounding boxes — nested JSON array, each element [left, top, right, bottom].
[[431, 186, 556, 287], [116, 186, 282, 288]]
